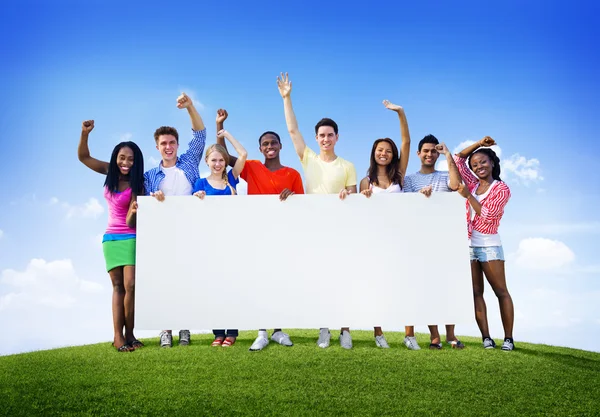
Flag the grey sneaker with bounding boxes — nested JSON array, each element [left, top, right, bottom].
[[317, 328, 331, 348], [249, 335, 269, 351], [159, 331, 172, 348], [271, 331, 293, 347], [404, 336, 421, 350], [340, 330, 353, 349], [483, 337, 496, 349], [178, 330, 190, 346], [375, 335, 390, 348], [501, 338, 514, 351]]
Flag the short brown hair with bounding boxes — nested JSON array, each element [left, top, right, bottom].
[[154, 126, 179, 143]]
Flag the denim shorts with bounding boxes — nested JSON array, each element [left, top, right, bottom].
[[469, 246, 505, 262]]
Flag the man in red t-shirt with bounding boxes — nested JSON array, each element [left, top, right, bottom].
[[216, 109, 304, 351]]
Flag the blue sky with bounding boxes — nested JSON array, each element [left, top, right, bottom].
[[1, 0, 599, 355]]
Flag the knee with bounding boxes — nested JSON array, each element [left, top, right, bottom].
[[124, 279, 135, 293], [472, 287, 484, 299], [112, 281, 125, 294], [493, 287, 510, 299]]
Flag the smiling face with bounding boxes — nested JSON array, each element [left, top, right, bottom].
[[417, 143, 440, 168], [315, 126, 338, 152], [157, 134, 179, 167], [116, 146, 134, 176], [259, 133, 281, 160], [373, 140, 394, 167], [206, 150, 226, 175], [469, 152, 493, 180]]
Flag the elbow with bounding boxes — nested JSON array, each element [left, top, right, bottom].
[[238, 150, 248, 160], [288, 127, 299, 136]]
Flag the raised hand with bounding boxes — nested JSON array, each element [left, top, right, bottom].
[[479, 136, 496, 147], [150, 190, 165, 202], [216, 109, 228, 124], [277, 72, 292, 98], [279, 188, 295, 201], [435, 143, 450, 155], [193, 190, 206, 200], [419, 185, 433, 198], [361, 184, 373, 198], [217, 129, 229, 139], [383, 100, 403, 113], [457, 183, 470, 198], [82, 120, 95, 133], [177, 92, 192, 109]]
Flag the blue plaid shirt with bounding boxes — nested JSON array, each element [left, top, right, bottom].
[[144, 128, 207, 195]]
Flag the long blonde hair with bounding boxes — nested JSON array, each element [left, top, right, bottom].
[[205, 144, 236, 195]]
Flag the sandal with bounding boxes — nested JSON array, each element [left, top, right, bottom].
[[130, 340, 144, 350], [211, 337, 225, 347], [448, 339, 465, 349], [429, 342, 443, 350], [222, 337, 236, 347], [112, 343, 134, 352]]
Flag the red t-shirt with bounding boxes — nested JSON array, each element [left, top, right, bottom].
[[241, 160, 304, 195]]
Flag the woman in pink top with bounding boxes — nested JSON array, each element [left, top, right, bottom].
[[455, 136, 515, 351], [78, 120, 146, 352]]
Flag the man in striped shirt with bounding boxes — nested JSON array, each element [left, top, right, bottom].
[[402, 134, 465, 350], [143, 92, 207, 348]]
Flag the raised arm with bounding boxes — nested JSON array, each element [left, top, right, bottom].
[[436, 142, 461, 190], [383, 100, 411, 178], [216, 109, 237, 167], [277, 73, 306, 160], [177, 92, 205, 131], [218, 129, 247, 178], [78, 120, 109, 175], [454, 136, 496, 187]]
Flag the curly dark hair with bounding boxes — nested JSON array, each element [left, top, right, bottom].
[[468, 148, 502, 181]]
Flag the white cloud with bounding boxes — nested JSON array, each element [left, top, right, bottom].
[[0, 259, 108, 355], [147, 156, 161, 167], [0, 229, 3, 239], [502, 154, 543, 183], [514, 238, 575, 270], [51, 197, 104, 219]]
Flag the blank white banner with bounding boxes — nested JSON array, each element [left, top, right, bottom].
[[135, 193, 473, 330]]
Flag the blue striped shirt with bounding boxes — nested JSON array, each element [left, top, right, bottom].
[[403, 170, 452, 193], [144, 129, 207, 195]]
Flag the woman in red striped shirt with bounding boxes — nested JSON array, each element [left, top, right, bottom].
[[454, 137, 515, 351]]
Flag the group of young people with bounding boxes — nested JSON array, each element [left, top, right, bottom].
[[78, 73, 515, 354]]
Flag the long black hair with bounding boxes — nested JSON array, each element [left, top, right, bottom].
[[367, 138, 403, 188], [104, 141, 145, 195], [468, 148, 502, 181]]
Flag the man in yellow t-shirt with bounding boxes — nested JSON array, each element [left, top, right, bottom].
[[277, 72, 357, 349]]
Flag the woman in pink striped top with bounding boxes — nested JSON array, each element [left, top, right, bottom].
[[454, 137, 515, 351], [78, 120, 146, 353]]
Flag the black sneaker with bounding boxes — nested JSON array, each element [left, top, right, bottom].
[[501, 338, 515, 351], [483, 337, 496, 349]]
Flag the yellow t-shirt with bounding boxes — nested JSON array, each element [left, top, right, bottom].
[[301, 147, 357, 194]]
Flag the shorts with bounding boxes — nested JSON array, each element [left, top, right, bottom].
[[102, 238, 136, 272], [469, 246, 504, 262]]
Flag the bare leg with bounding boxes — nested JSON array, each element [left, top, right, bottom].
[[481, 260, 514, 339], [428, 325, 440, 344], [341, 327, 350, 333], [108, 267, 126, 347], [374, 327, 383, 336], [471, 261, 490, 338], [405, 326, 415, 337], [445, 324, 457, 342], [123, 265, 136, 343]]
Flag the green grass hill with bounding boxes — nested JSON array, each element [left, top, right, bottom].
[[1, 330, 598, 416]]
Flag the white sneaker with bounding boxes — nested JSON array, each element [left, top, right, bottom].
[[501, 338, 514, 351], [483, 337, 496, 349], [159, 331, 172, 348], [404, 336, 421, 350], [375, 335, 390, 348], [271, 331, 293, 346], [249, 335, 269, 351], [317, 328, 331, 348], [340, 330, 353, 349]]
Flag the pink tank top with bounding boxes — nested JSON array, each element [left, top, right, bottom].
[[104, 187, 136, 235]]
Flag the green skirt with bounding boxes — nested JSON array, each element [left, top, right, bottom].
[[102, 238, 136, 272]]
